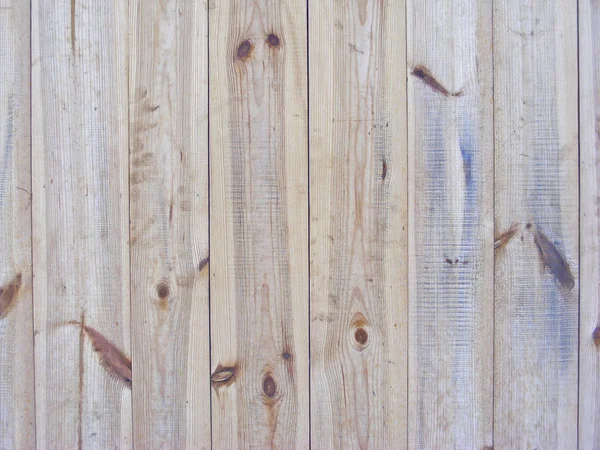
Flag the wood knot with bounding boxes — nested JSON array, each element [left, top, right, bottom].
[[282, 352, 292, 360], [262, 373, 277, 398], [266, 33, 280, 49], [350, 312, 371, 351], [237, 40, 253, 60], [156, 281, 170, 299], [211, 365, 237, 388], [355, 328, 368, 345], [593, 326, 600, 346]]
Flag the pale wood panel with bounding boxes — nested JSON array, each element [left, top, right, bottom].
[[129, 0, 209, 447], [0, 0, 34, 447], [493, 0, 579, 447], [407, 0, 494, 448], [579, 0, 600, 448], [209, 0, 309, 447], [309, 0, 407, 448], [32, 0, 131, 447]]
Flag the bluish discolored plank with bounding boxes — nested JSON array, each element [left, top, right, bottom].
[[407, 0, 494, 448]]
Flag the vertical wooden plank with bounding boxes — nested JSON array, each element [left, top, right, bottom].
[[129, 0, 210, 447], [309, 0, 407, 448], [579, 0, 599, 447], [494, 0, 579, 447], [407, 0, 494, 448], [32, 0, 131, 447], [209, 0, 308, 447], [0, 0, 34, 447]]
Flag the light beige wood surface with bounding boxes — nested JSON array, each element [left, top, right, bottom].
[[1, 1, 596, 448], [579, 0, 600, 448], [0, 0, 34, 448], [407, 1, 494, 448], [493, 0, 579, 447], [309, 0, 407, 448], [32, 0, 131, 447], [209, 0, 309, 447], [129, 0, 210, 447]]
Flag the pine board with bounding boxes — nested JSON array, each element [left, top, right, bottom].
[[209, 0, 309, 447], [579, 0, 600, 448], [407, 0, 494, 448], [128, 0, 210, 447], [0, 0, 34, 447], [32, 0, 132, 447], [309, 0, 408, 448], [493, 0, 579, 447]]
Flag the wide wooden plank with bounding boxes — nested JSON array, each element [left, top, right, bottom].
[[209, 0, 309, 447], [407, 0, 494, 448], [579, 0, 600, 448], [493, 0, 579, 447], [309, 0, 407, 448], [129, 0, 210, 447], [0, 0, 34, 447], [32, 0, 131, 447]]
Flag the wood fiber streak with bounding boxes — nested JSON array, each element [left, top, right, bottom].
[[32, 0, 131, 447], [0, 0, 34, 447], [309, 0, 408, 448], [579, 0, 600, 448], [493, 0, 579, 447], [129, 0, 210, 447], [407, 0, 494, 448], [209, 0, 309, 448]]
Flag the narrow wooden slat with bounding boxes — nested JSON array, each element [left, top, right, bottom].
[[493, 0, 579, 447], [579, 0, 600, 447], [32, 0, 131, 447], [309, 0, 407, 448], [0, 0, 34, 447], [129, 0, 210, 447], [209, 0, 308, 447], [407, 0, 494, 447]]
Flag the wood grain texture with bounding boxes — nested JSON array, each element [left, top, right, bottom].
[[209, 0, 308, 447], [579, 0, 600, 447], [309, 0, 407, 448], [407, 0, 494, 448], [32, 0, 131, 447], [129, 0, 210, 447], [0, 0, 34, 447], [493, 0, 579, 447]]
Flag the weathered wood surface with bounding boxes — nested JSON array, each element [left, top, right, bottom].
[[579, 0, 600, 448], [209, 0, 309, 448], [1, 1, 597, 448], [407, 0, 494, 448], [0, 0, 34, 448], [494, 0, 579, 447], [129, 0, 210, 447], [32, 0, 131, 447], [309, 0, 408, 448]]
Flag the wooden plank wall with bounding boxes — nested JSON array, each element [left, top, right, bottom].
[[1, 0, 596, 448]]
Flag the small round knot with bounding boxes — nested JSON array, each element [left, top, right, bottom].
[[355, 328, 368, 345], [237, 40, 253, 60], [156, 281, 170, 299], [263, 374, 277, 398], [266, 33, 280, 48]]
